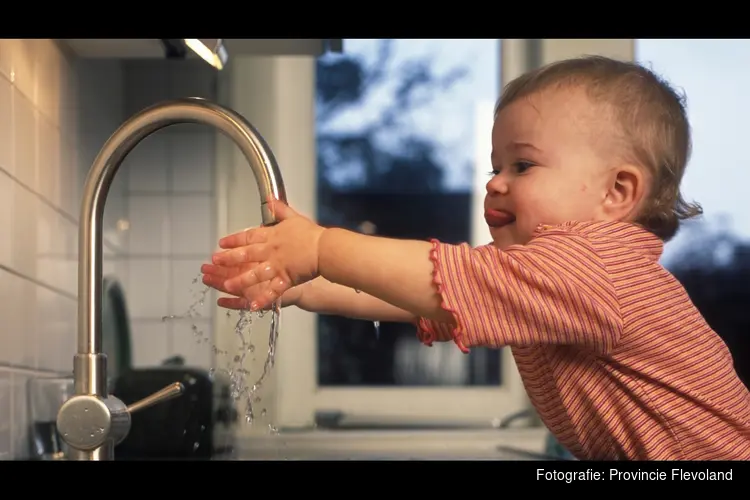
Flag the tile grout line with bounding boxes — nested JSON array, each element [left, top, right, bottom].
[[0, 362, 65, 376], [0, 164, 122, 254], [0, 263, 76, 301]]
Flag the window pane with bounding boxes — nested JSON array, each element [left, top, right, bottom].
[[315, 39, 502, 387], [636, 39, 750, 387]]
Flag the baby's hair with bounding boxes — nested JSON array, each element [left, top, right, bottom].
[[495, 55, 702, 241]]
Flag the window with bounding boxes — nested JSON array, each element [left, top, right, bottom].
[[310, 39, 528, 423]]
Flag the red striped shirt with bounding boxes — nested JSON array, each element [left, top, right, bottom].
[[417, 220, 750, 460]]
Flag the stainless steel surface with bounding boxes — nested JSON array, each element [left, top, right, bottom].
[[56, 97, 288, 461], [231, 428, 552, 461], [126, 382, 185, 414]]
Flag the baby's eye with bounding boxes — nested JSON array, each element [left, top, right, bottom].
[[514, 161, 534, 173], [487, 168, 500, 176]]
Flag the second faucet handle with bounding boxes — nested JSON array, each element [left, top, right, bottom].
[[126, 382, 185, 414]]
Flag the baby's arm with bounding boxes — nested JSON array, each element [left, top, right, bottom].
[[317, 224, 623, 353], [297, 277, 416, 323]]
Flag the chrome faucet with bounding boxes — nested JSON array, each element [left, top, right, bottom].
[[55, 97, 287, 460]]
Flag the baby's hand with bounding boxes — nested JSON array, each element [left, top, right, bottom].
[[211, 198, 325, 311], [202, 262, 306, 310]]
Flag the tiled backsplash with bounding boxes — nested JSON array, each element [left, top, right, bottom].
[[119, 60, 218, 370], [0, 41, 219, 459]]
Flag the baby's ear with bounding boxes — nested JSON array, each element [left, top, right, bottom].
[[603, 164, 647, 220]]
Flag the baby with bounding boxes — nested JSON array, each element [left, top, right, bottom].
[[202, 55, 750, 460]]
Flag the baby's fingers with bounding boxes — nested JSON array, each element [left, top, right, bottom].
[[247, 278, 290, 311], [218, 226, 268, 249], [224, 262, 278, 294], [217, 296, 250, 310]]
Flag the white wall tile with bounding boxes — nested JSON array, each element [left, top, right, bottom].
[[0, 270, 37, 368], [168, 60, 216, 98], [0, 174, 13, 265], [124, 132, 169, 193], [37, 114, 60, 206], [58, 58, 78, 148], [13, 88, 36, 189], [0, 75, 13, 173], [125, 259, 170, 318], [103, 179, 129, 253], [127, 196, 171, 254], [11, 187, 37, 280], [35, 287, 73, 373], [123, 61, 169, 116], [0, 40, 12, 81], [169, 131, 214, 193], [34, 202, 63, 291], [11, 39, 36, 104], [170, 258, 212, 317], [0, 372, 10, 460], [1, 50, 222, 459], [170, 195, 213, 256], [0, 40, 125, 459], [172, 318, 213, 369], [52, 296, 77, 374], [35, 40, 61, 127], [59, 139, 77, 216], [129, 320, 170, 368], [120, 61, 218, 374], [57, 218, 78, 297]]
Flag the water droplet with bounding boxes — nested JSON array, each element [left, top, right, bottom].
[[261, 408, 267, 417], [193, 442, 200, 451]]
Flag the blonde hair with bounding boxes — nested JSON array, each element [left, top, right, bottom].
[[495, 55, 702, 241]]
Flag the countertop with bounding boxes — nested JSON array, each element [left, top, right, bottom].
[[226, 428, 555, 460]]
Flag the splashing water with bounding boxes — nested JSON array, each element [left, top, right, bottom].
[[163, 272, 282, 427]]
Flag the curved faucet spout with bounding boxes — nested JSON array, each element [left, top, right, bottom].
[[57, 97, 287, 461], [79, 97, 286, 358]]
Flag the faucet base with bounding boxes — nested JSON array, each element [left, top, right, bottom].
[[67, 444, 115, 461], [56, 392, 131, 453]]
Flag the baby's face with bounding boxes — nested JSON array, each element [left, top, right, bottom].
[[485, 87, 615, 249]]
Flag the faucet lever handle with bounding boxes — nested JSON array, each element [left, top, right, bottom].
[[126, 382, 185, 414]]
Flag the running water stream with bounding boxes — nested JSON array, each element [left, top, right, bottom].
[[162, 273, 281, 432], [164, 274, 381, 432]]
